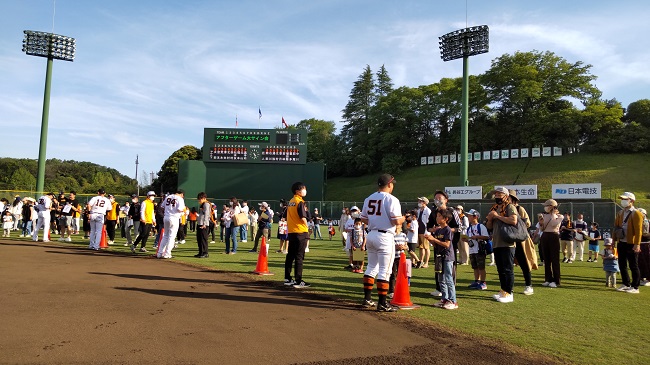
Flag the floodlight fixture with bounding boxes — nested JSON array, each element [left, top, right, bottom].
[[22, 30, 76, 61], [438, 25, 489, 186], [22, 30, 76, 195], [438, 25, 489, 62]]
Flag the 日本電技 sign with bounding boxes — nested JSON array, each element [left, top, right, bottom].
[[552, 183, 601, 199]]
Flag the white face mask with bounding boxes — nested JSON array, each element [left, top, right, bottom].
[[433, 199, 443, 208], [544, 206, 553, 213], [355, 225, 362, 230], [149, 196, 155, 201], [342, 210, 346, 214], [621, 200, 630, 208], [418, 203, 424, 208], [351, 212, 360, 218], [300, 189, 307, 197]]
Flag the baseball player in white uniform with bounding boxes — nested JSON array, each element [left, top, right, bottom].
[[360, 174, 404, 312], [32, 192, 54, 242], [87, 189, 111, 250], [157, 189, 186, 259]]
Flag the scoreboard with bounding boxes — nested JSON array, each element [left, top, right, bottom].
[[203, 128, 308, 164]]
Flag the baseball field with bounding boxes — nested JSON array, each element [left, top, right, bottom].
[[1, 231, 647, 364]]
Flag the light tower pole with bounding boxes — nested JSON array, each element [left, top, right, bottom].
[[439, 25, 489, 186], [22, 30, 76, 195]]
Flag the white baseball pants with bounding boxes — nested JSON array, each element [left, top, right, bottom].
[[32, 211, 51, 242], [364, 231, 396, 281], [158, 216, 180, 258]]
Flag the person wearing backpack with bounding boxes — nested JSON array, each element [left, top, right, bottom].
[[463, 209, 490, 290]]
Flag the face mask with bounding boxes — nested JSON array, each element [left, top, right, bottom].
[[418, 203, 424, 208], [355, 225, 362, 230], [544, 206, 553, 213], [149, 196, 155, 201], [229, 202, 234, 206], [342, 210, 346, 213], [433, 199, 443, 208], [620, 200, 630, 208], [300, 189, 307, 197], [132, 199, 137, 203], [495, 197, 503, 204], [351, 212, 360, 218]]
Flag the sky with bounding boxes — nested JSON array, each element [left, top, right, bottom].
[[1, 0, 649, 182]]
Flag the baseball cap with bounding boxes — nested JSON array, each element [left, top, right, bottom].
[[543, 199, 558, 207], [619, 192, 636, 201], [97, 188, 105, 194], [508, 189, 519, 202], [350, 206, 360, 212], [258, 202, 269, 208], [491, 186, 509, 195], [417, 197, 429, 204], [131, 193, 138, 198], [604, 237, 613, 245], [146, 191, 156, 196], [108, 194, 114, 198], [377, 174, 395, 186], [467, 209, 480, 218], [47, 192, 55, 196], [639, 208, 647, 215]]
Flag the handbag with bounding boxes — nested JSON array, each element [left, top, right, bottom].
[[233, 212, 248, 226], [498, 207, 529, 243]]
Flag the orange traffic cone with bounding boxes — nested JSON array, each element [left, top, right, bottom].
[[390, 252, 420, 310], [252, 236, 274, 275], [99, 226, 108, 249]]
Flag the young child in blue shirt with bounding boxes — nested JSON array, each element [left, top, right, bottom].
[[425, 209, 456, 310]]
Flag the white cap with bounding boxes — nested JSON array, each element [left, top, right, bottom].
[[147, 191, 156, 196], [491, 186, 509, 195], [619, 192, 636, 201], [350, 206, 359, 212], [258, 202, 269, 208]]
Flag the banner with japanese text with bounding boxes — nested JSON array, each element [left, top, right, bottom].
[[498, 185, 538, 200], [552, 183, 601, 199], [445, 186, 483, 200]]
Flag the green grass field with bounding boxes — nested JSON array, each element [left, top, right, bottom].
[[325, 153, 650, 207], [11, 229, 649, 365]]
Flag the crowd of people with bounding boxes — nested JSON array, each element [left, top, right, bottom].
[[3, 180, 650, 311]]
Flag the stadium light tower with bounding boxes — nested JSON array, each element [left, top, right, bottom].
[[22, 30, 76, 195], [439, 25, 489, 186]]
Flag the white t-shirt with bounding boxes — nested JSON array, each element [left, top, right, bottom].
[[360, 191, 402, 234], [88, 196, 111, 214], [163, 194, 186, 218], [241, 205, 250, 216], [344, 219, 356, 249], [466, 223, 488, 255], [36, 195, 52, 213], [406, 220, 418, 243]]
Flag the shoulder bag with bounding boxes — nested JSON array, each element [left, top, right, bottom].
[[498, 205, 529, 243]]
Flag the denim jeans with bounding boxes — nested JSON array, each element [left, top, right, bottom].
[[440, 260, 456, 303], [226, 226, 239, 253]]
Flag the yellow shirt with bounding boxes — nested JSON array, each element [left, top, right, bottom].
[[106, 201, 119, 221], [142, 200, 155, 224], [287, 194, 308, 234]]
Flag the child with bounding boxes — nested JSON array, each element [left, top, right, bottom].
[[343, 206, 360, 270], [405, 211, 421, 268], [601, 238, 619, 288], [3, 210, 13, 237], [388, 231, 409, 299], [463, 209, 489, 290], [587, 222, 602, 263], [328, 221, 335, 240], [425, 209, 457, 310], [350, 218, 366, 273], [276, 217, 288, 254]]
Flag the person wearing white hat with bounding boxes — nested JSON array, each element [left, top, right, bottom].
[[539, 199, 564, 288], [614, 192, 643, 293], [32, 192, 54, 242], [343, 206, 361, 270]]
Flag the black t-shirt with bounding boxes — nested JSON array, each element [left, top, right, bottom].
[[427, 207, 461, 244]]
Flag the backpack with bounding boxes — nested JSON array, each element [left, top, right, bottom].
[[469, 224, 493, 255]]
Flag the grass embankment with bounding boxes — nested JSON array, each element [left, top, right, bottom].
[[11, 231, 649, 365], [325, 153, 650, 206]]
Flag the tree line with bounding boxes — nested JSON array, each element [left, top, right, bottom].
[[298, 50, 650, 177]]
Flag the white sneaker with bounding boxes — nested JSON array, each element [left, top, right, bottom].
[[19, 234, 24, 237], [108, 240, 114, 245], [549, 282, 558, 288], [640, 279, 650, 287], [210, 241, 215, 244], [496, 291, 513, 303], [542, 282, 550, 287], [616, 285, 631, 292], [627, 288, 640, 294], [140, 247, 147, 253], [488, 262, 496, 266], [65, 237, 72, 242], [242, 240, 248, 243], [180, 240, 186, 244], [523, 286, 534, 295], [305, 247, 310, 253], [430, 290, 442, 297], [492, 290, 505, 300], [58, 237, 65, 242]]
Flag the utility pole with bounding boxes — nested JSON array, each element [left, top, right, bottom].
[[135, 155, 139, 196]]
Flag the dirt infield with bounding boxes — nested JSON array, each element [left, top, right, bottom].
[[0, 240, 559, 365]]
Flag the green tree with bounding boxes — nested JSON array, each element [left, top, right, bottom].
[[295, 118, 336, 163], [625, 99, 650, 128], [9, 167, 36, 190], [341, 65, 376, 174], [151, 145, 201, 193], [375, 64, 393, 98]]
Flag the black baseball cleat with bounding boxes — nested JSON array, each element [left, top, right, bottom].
[[361, 299, 376, 308], [376, 303, 398, 312]]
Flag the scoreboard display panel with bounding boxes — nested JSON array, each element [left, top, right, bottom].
[[203, 128, 307, 164]]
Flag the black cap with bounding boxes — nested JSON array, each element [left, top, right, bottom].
[[47, 192, 55, 196], [377, 174, 395, 187], [97, 188, 105, 194], [131, 194, 138, 198]]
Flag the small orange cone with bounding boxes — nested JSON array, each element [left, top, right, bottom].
[[390, 252, 420, 310], [252, 236, 274, 275], [99, 226, 108, 249]]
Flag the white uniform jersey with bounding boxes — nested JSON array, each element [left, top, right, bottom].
[[163, 194, 186, 218], [88, 196, 111, 214], [36, 195, 52, 212], [360, 191, 402, 234]]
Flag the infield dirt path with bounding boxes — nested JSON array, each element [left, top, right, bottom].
[[0, 240, 559, 365]]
